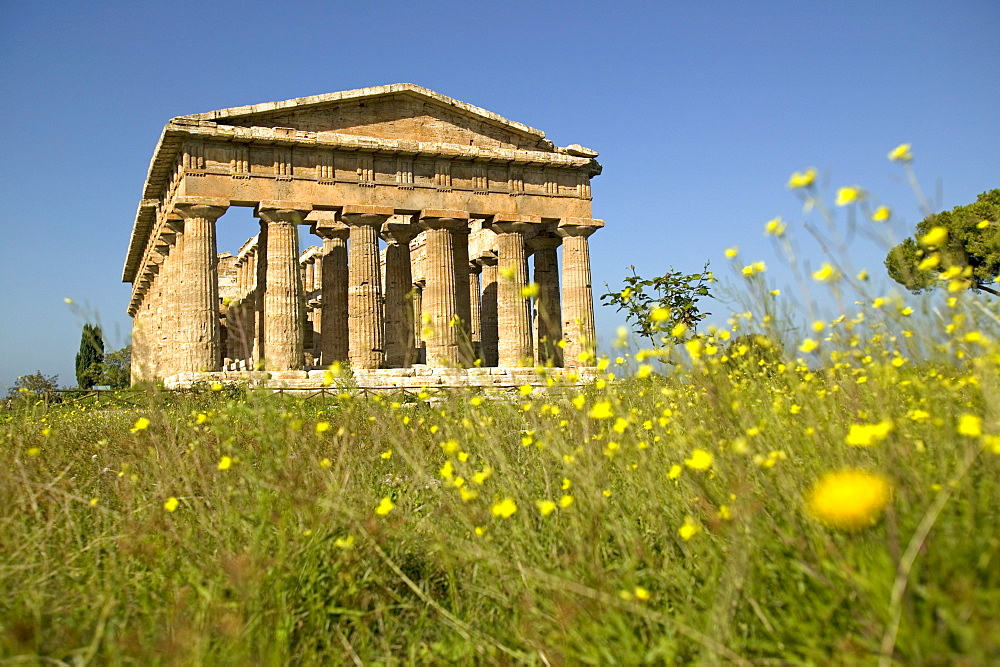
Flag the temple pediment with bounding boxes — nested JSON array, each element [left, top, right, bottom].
[[175, 84, 580, 154]]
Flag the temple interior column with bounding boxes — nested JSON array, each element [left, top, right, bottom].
[[176, 198, 228, 372], [557, 218, 604, 368], [468, 260, 483, 364], [256, 201, 312, 370], [412, 281, 424, 364], [342, 205, 392, 369], [310, 214, 349, 366], [451, 223, 474, 366], [159, 219, 183, 377], [418, 210, 469, 367], [478, 253, 499, 367], [492, 214, 540, 367], [530, 235, 563, 366], [382, 219, 420, 368]]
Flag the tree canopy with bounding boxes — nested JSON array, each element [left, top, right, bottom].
[[75, 324, 105, 389], [5, 370, 59, 401], [885, 189, 1000, 296]]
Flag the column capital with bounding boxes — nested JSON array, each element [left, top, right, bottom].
[[557, 218, 604, 238], [175, 196, 230, 216], [340, 204, 393, 227], [381, 220, 421, 245], [308, 211, 350, 239], [419, 209, 470, 231], [474, 251, 498, 267], [257, 201, 312, 225], [528, 234, 561, 251]]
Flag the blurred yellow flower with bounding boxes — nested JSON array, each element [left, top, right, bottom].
[[375, 497, 395, 515], [492, 498, 517, 518], [845, 420, 893, 446], [684, 448, 713, 470], [164, 497, 179, 512], [520, 282, 540, 299], [334, 535, 355, 549], [588, 401, 614, 419], [218, 456, 232, 470], [808, 470, 892, 530], [812, 263, 840, 282], [650, 307, 670, 322], [559, 495, 574, 508], [887, 143, 912, 162], [130, 417, 150, 433], [536, 499, 557, 516], [787, 168, 817, 189], [724, 246, 739, 259], [799, 338, 819, 353], [633, 586, 651, 601], [678, 516, 701, 540], [871, 206, 891, 222], [957, 414, 982, 437], [920, 226, 948, 247], [315, 421, 331, 434], [835, 186, 865, 206], [764, 217, 786, 236]]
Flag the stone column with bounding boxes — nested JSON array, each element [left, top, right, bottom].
[[342, 205, 393, 369], [159, 220, 183, 377], [310, 214, 349, 365], [530, 234, 563, 366], [477, 253, 499, 367], [381, 220, 420, 368], [256, 201, 312, 370], [468, 261, 483, 363], [175, 197, 228, 372], [418, 210, 470, 367], [492, 214, 541, 367], [557, 218, 604, 367], [412, 281, 424, 363], [451, 223, 474, 366]]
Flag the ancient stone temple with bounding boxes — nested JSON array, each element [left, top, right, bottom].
[[123, 84, 603, 388]]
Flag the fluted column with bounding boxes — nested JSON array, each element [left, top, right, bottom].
[[557, 218, 604, 367], [412, 281, 424, 363], [256, 201, 312, 370], [493, 215, 541, 367], [419, 210, 470, 367], [176, 197, 228, 372], [468, 261, 483, 363], [159, 220, 183, 376], [310, 214, 349, 365], [342, 205, 393, 369], [530, 235, 563, 366], [382, 220, 420, 367], [451, 223, 474, 366], [477, 254, 499, 366]]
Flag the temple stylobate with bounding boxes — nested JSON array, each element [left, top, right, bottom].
[[123, 84, 603, 388]]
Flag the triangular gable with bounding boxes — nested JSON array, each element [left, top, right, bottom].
[[175, 83, 553, 152]]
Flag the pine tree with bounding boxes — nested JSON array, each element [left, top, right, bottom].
[[75, 324, 105, 389]]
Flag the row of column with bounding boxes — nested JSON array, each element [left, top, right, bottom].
[[132, 197, 601, 377]]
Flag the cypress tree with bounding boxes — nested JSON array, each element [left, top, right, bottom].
[[75, 324, 105, 389]]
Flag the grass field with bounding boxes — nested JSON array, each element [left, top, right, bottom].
[[3, 286, 998, 664]]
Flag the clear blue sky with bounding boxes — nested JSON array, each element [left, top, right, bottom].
[[1, 0, 997, 389]]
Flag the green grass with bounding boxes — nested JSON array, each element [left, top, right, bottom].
[[2, 292, 999, 664]]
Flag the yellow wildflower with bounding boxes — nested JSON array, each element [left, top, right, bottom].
[[668, 464, 682, 479], [887, 143, 912, 162], [588, 401, 614, 419], [845, 420, 893, 446], [835, 186, 865, 206], [957, 414, 982, 437], [315, 421, 331, 434], [872, 206, 891, 221], [684, 448, 713, 470], [920, 226, 948, 247], [808, 470, 892, 531], [678, 516, 701, 541], [799, 338, 819, 353], [764, 217, 786, 236], [491, 498, 517, 518], [130, 417, 150, 433], [725, 246, 739, 259], [164, 497, 179, 512], [812, 262, 839, 282], [536, 499, 557, 516], [218, 456, 232, 471], [559, 495, 574, 508], [787, 167, 817, 189], [375, 497, 395, 515], [334, 535, 355, 549]]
